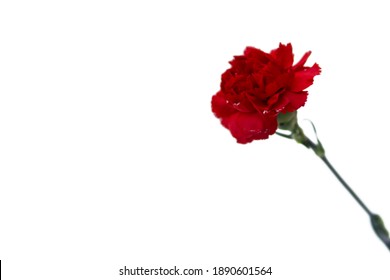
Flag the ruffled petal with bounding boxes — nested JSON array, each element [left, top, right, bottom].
[[223, 112, 277, 144], [244, 47, 270, 72], [244, 47, 270, 64], [290, 63, 321, 92], [264, 72, 291, 97], [270, 43, 294, 69], [211, 91, 236, 119], [293, 51, 311, 70], [228, 55, 248, 73], [281, 91, 308, 112], [245, 87, 271, 111], [270, 93, 290, 112]]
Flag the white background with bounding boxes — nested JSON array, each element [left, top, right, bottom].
[[1, 0, 390, 279]]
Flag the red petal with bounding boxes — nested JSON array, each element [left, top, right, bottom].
[[293, 51, 311, 70], [222, 112, 277, 144], [270, 43, 294, 69], [270, 94, 290, 112], [244, 47, 270, 63], [264, 72, 291, 97], [229, 55, 248, 73], [290, 63, 321, 92], [211, 91, 236, 119], [282, 91, 308, 112], [244, 47, 270, 71]]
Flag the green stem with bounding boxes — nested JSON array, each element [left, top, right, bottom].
[[304, 138, 373, 217], [276, 128, 390, 251]]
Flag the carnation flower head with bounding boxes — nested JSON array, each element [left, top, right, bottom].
[[211, 43, 321, 144]]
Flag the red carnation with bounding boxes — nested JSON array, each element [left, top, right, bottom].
[[211, 43, 321, 144]]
